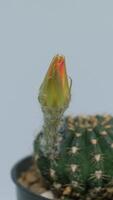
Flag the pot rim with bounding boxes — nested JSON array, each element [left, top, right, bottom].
[[11, 155, 50, 200]]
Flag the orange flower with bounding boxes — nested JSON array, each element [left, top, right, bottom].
[[38, 55, 71, 109]]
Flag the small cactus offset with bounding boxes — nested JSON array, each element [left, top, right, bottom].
[[34, 55, 113, 200]]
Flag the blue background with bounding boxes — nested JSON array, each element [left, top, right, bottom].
[[0, 0, 113, 199]]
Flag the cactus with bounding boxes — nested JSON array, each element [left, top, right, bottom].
[[34, 56, 113, 200]]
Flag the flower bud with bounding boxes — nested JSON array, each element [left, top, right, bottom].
[[38, 55, 71, 109]]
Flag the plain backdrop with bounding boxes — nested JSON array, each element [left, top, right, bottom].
[[0, 0, 113, 199]]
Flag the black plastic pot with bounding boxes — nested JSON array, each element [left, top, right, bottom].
[[11, 156, 50, 200]]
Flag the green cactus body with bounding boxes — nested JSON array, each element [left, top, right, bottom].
[[34, 114, 113, 200]]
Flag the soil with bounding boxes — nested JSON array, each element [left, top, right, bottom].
[[18, 163, 48, 195]]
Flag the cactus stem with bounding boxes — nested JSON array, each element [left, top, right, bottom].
[[40, 106, 66, 157], [34, 114, 113, 199]]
